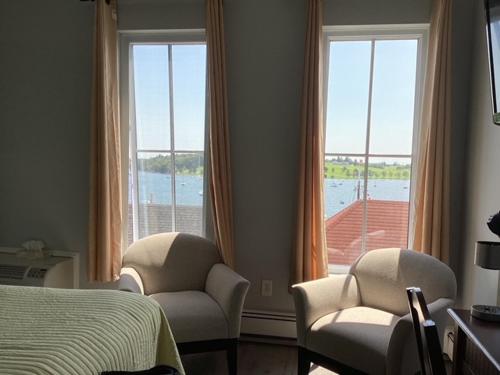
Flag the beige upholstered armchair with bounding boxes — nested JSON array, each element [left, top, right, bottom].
[[292, 248, 456, 375], [118, 232, 250, 375]]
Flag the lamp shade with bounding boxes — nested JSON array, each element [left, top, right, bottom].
[[475, 241, 500, 270]]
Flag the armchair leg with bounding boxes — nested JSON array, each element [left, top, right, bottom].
[[226, 340, 238, 375], [298, 347, 310, 375]]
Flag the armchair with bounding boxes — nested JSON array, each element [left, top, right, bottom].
[[292, 248, 456, 375], [119, 233, 250, 375]]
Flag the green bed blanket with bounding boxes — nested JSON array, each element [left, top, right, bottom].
[[0, 285, 184, 375]]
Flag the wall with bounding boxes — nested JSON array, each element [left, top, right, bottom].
[[0, 0, 475, 312], [324, 0, 431, 25], [459, 0, 500, 308], [448, 0, 476, 305], [118, 0, 204, 30], [0, 1, 93, 286]]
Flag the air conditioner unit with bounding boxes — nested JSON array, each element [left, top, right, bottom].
[[0, 247, 79, 288]]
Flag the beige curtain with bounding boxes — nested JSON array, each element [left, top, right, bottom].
[[291, 0, 328, 285], [206, 0, 235, 268], [412, 0, 452, 264], [88, 0, 122, 282]]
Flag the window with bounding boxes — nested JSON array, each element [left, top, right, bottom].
[[323, 25, 428, 272], [120, 32, 207, 245]]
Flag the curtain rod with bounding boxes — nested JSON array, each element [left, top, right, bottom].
[[81, 0, 111, 4]]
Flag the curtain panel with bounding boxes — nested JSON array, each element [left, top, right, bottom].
[[412, 0, 453, 263], [206, 0, 235, 268], [88, 0, 123, 282], [291, 0, 328, 285]]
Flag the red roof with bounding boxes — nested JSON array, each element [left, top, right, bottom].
[[326, 200, 409, 266]]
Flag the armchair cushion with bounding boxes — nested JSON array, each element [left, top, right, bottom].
[[150, 291, 228, 343], [307, 306, 400, 375], [123, 233, 221, 295], [292, 275, 360, 346], [350, 248, 457, 316]]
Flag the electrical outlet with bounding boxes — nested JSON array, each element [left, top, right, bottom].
[[261, 279, 273, 297]]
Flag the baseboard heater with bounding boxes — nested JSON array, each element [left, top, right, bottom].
[[241, 310, 297, 339]]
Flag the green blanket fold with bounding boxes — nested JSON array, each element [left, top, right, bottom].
[[0, 285, 184, 375]]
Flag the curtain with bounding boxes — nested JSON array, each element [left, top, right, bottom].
[[206, 0, 235, 268], [412, 0, 453, 264], [88, 0, 122, 282], [291, 0, 328, 285]]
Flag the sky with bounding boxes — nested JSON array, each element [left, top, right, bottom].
[[325, 39, 418, 160], [131, 39, 418, 162], [133, 44, 206, 153]]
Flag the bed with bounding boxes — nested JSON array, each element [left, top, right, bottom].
[[0, 285, 184, 375]]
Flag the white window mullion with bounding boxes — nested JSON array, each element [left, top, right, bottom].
[[361, 39, 376, 253], [408, 35, 427, 248], [168, 44, 177, 232], [129, 45, 140, 243]]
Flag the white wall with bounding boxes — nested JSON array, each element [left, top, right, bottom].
[[0, 0, 477, 312], [459, 0, 500, 308]]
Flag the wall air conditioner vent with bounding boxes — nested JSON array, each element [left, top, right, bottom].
[[27, 268, 48, 279], [0, 265, 27, 280], [0, 248, 79, 288]]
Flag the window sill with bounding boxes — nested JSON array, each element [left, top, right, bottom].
[[328, 264, 350, 275]]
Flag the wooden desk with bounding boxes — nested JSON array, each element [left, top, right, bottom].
[[448, 308, 500, 375]]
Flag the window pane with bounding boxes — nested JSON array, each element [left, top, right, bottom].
[[325, 41, 371, 154], [172, 45, 207, 151], [133, 45, 171, 150], [369, 40, 418, 155], [365, 157, 411, 252], [324, 156, 366, 266], [137, 152, 173, 238], [174, 152, 204, 235]]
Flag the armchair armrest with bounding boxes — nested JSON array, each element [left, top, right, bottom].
[[390, 297, 455, 375], [397, 297, 454, 334], [118, 267, 145, 295], [292, 275, 360, 346], [205, 264, 250, 338]]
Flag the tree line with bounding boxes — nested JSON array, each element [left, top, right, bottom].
[[139, 153, 204, 175], [324, 160, 411, 180]]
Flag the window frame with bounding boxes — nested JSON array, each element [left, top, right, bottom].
[[119, 29, 209, 248], [322, 24, 429, 273]]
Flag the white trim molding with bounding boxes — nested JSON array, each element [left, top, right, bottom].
[[241, 310, 297, 339], [118, 30, 208, 250], [322, 23, 430, 260]]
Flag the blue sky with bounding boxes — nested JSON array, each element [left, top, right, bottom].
[[132, 40, 418, 161], [326, 40, 418, 159], [133, 44, 206, 152]]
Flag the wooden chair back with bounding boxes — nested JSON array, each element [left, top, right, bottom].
[[406, 287, 447, 375]]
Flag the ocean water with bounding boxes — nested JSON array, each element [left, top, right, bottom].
[[324, 178, 410, 217], [135, 171, 204, 206], [133, 172, 410, 218]]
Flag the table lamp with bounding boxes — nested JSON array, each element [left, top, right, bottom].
[[471, 211, 500, 322]]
